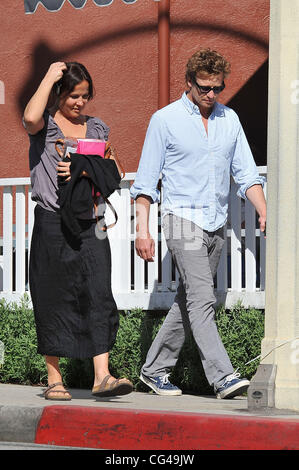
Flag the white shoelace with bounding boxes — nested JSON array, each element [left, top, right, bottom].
[[224, 371, 240, 384]]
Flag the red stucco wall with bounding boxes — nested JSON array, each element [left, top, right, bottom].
[[0, 0, 269, 179]]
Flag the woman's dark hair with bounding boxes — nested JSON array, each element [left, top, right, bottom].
[[54, 61, 94, 101]]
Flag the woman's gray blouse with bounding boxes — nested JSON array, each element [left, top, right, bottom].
[[26, 111, 110, 214]]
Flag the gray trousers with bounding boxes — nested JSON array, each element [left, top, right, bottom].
[[141, 214, 234, 388]]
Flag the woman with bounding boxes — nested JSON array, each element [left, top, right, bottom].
[[23, 61, 133, 400]]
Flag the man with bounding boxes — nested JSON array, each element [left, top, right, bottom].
[[130, 48, 266, 399]]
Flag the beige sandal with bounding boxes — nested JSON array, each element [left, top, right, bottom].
[[44, 382, 72, 401], [92, 375, 133, 397]]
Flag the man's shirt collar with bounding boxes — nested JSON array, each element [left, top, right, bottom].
[[181, 91, 224, 118], [181, 91, 201, 115]]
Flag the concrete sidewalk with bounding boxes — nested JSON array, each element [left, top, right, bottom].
[[1, 383, 299, 450]]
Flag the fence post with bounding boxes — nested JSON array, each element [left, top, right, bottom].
[[3, 187, 13, 294]]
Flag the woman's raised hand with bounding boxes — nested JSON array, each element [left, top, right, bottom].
[[45, 62, 67, 85], [23, 62, 67, 135]]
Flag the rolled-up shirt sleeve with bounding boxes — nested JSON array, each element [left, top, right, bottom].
[[230, 122, 265, 200], [130, 113, 166, 203]]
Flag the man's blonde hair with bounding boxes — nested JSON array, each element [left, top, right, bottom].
[[185, 48, 231, 83]]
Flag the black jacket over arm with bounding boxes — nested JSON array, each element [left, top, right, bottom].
[[58, 153, 121, 240]]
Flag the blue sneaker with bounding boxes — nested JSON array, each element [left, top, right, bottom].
[[140, 373, 182, 396], [215, 372, 250, 399]]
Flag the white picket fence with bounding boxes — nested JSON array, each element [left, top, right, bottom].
[[0, 167, 267, 310]]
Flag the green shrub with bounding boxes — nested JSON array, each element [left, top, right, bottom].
[[0, 296, 264, 394], [0, 295, 46, 384]]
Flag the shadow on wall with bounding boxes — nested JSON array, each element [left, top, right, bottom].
[[228, 60, 269, 166], [17, 23, 158, 112], [17, 21, 269, 164]]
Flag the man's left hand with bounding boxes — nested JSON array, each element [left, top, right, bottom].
[[259, 215, 266, 237]]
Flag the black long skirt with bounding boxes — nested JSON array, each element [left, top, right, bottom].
[[29, 205, 119, 359]]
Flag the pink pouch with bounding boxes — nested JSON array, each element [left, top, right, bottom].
[[76, 139, 106, 157]]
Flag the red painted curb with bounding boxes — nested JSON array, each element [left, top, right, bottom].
[[35, 406, 299, 450]]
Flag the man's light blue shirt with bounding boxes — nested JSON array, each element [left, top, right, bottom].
[[130, 92, 264, 232]]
